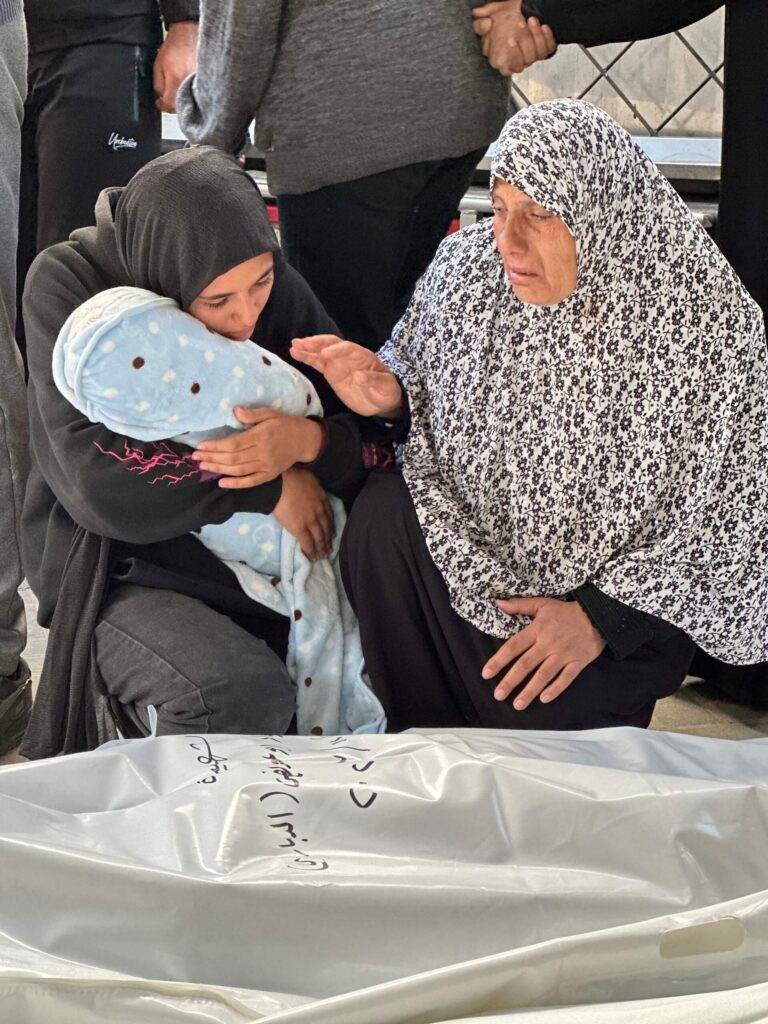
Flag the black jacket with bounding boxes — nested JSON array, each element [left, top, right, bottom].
[[22, 187, 368, 628], [21, 184, 385, 757], [521, 0, 723, 46], [24, 0, 199, 55]]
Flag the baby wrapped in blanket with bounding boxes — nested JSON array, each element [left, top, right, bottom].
[[54, 286, 385, 735]]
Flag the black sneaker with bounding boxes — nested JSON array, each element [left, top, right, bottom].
[[0, 661, 32, 758]]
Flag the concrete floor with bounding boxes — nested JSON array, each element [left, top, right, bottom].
[[3, 580, 768, 767]]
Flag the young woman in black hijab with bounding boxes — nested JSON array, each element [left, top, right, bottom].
[[21, 148, 385, 758]]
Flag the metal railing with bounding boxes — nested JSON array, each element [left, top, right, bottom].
[[510, 8, 725, 139]]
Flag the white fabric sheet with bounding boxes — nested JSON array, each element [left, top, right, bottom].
[[1, 728, 767, 1021]]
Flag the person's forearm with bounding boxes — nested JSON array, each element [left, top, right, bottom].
[[521, 0, 723, 47], [175, 0, 283, 153]]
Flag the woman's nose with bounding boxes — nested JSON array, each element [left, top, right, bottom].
[[232, 293, 260, 324], [497, 218, 526, 256]]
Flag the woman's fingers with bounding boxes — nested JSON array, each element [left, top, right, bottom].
[[304, 510, 333, 560], [291, 334, 344, 353], [505, 656, 562, 710], [218, 471, 272, 489], [492, 648, 542, 701], [539, 664, 580, 705], [481, 627, 533, 679]]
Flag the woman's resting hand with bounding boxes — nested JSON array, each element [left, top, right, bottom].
[[482, 597, 606, 709], [272, 467, 335, 561], [291, 335, 404, 418], [192, 409, 324, 487]]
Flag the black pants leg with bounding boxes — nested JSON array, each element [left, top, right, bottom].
[[718, 0, 768, 321], [17, 41, 161, 355], [95, 583, 296, 737], [341, 473, 694, 732], [699, 0, 768, 703], [276, 149, 485, 350]]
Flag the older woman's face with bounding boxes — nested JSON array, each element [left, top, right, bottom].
[[491, 179, 577, 305], [187, 253, 275, 341]]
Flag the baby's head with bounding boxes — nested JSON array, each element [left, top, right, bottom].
[[54, 287, 322, 443]]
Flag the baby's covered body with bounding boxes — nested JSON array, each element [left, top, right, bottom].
[[54, 287, 385, 735]]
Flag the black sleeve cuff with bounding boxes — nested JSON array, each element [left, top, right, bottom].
[[239, 474, 282, 516], [160, 0, 199, 27], [572, 583, 663, 660], [520, 0, 723, 47], [304, 414, 366, 495]]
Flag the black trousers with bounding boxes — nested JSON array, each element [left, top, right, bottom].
[[717, 0, 768, 321], [95, 583, 296, 739], [341, 473, 695, 732], [276, 148, 486, 350], [17, 40, 161, 355], [97, 535, 295, 738]]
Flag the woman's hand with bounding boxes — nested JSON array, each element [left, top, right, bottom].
[[291, 335, 404, 418], [272, 467, 334, 561], [482, 597, 606, 709], [192, 409, 324, 487]]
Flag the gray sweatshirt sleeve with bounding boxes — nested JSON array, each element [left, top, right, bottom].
[[176, 0, 284, 154]]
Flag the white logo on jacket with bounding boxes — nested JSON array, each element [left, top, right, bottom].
[[108, 132, 138, 151]]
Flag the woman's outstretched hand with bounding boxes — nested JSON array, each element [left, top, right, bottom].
[[291, 335, 404, 418], [482, 597, 606, 709], [273, 466, 335, 561]]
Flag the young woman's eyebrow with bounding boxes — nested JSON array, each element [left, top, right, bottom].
[[200, 266, 275, 301]]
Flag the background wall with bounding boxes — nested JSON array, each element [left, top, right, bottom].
[[511, 8, 724, 137]]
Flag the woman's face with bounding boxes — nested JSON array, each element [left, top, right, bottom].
[[187, 253, 275, 341], [491, 179, 577, 305]]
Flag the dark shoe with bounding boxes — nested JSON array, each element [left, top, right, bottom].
[[0, 660, 32, 757]]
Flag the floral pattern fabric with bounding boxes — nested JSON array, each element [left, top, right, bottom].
[[379, 99, 768, 663]]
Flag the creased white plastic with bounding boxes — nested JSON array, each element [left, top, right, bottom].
[[1, 728, 767, 1022]]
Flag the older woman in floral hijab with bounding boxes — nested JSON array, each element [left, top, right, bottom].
[[293, 100, 768, 732]]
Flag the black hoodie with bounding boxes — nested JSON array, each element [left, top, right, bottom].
[[23, 177, 369, 627], [24, 0, 199, 55], [21, 149, 385, 757]]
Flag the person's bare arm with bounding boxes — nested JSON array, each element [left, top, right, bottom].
[[154, 20, 199, 113]]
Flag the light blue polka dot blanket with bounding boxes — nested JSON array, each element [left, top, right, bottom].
[[53, 286, 385, 735]]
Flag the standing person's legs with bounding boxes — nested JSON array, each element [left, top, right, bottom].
[[341, 473, 694, 732], [277, 149, 484, 350], [16, 41, 162, 355], [0, 3, 31, 757], [718, 0, 768, 321], [94, 584, 297, 736], [693, 0, 768, 702], [394, 148, 486, 322]]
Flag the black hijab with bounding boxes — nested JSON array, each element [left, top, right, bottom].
[[114, 147, 280, 310]]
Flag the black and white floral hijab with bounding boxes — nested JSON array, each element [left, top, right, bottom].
[[379, 99, 768, 663]]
